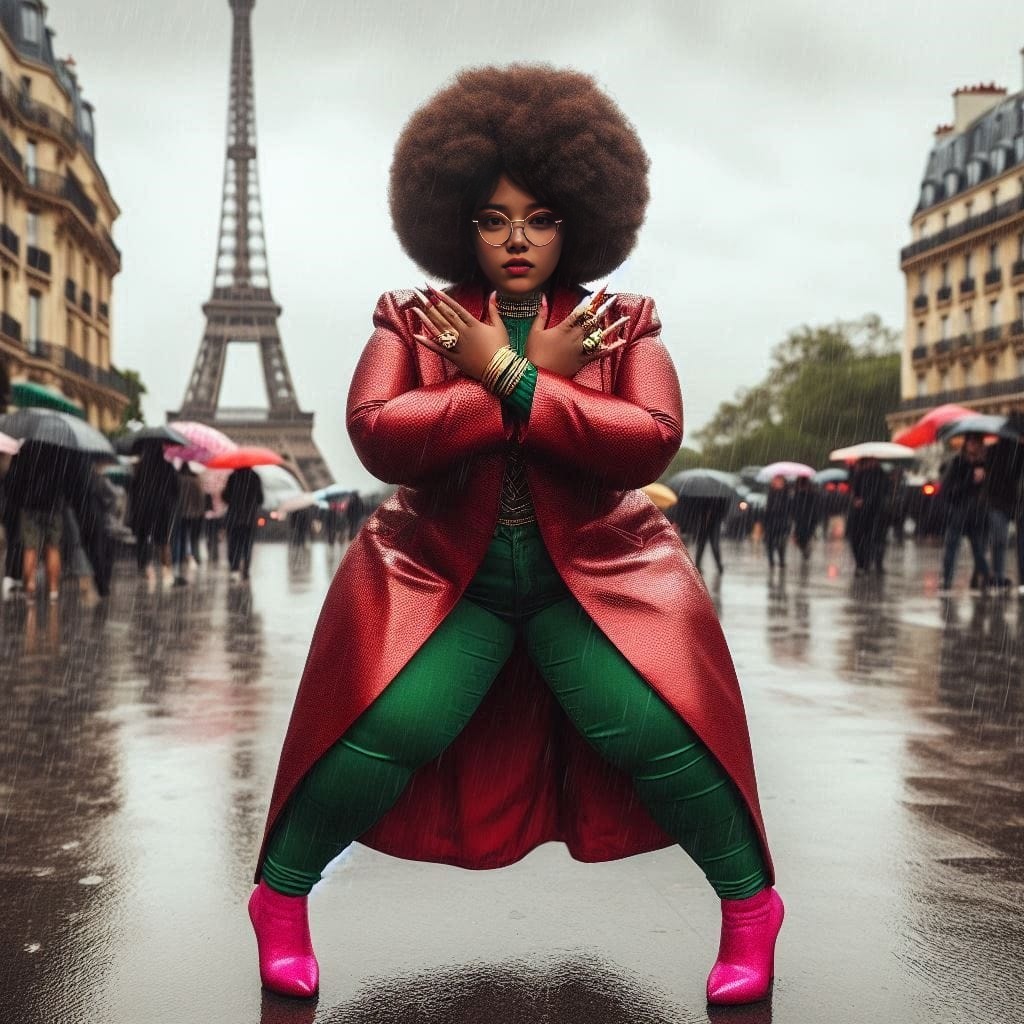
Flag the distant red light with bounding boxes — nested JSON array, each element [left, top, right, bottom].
[[257, 517, 267, 527], [838, 483, 850, 494], [922, 483, 937, 496]]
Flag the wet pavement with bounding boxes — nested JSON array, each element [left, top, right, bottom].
[[1, 536, 1022, 1024]]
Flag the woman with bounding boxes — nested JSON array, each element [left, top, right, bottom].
[[249, 66, 783, 1007], [763, 475, 792, 570]]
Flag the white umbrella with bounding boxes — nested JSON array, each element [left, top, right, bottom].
[[276, 492, 320, 515], [830, 442, 916, 462], [0, 430, 22, 455]]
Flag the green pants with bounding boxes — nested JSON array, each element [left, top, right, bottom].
[[264, 522, 768, 899]]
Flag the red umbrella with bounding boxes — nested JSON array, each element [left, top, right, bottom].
[[892, 403, 976, 448], [205, 446, 283, 470]]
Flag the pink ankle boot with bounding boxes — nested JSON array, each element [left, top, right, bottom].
[[706, 887, 784, 1005], [248, 880, 319, 998]]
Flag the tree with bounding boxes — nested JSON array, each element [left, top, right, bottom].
[[112, 368, 147, 435], [687, 316, 900, 472]]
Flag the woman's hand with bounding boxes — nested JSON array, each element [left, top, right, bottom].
[[411, 285, 510, 382], [525, 287, 631, 379]]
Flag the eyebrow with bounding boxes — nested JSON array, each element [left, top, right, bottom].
[[478, 203, 552, 212]]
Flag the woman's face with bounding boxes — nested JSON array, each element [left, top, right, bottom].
[[472, 174, 563, 296]]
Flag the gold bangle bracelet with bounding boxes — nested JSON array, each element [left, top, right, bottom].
[[497, 357, 529, 398], [482, 347, 516, 391]]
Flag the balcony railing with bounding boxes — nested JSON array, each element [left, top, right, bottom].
[[984, 268, 1003, 287], [98, 301, 109, 320], [902, 194, 1024, 263], [97, 366, 131, 397], [937, 285, 953, 302], [983, 325, 1003, 343], [65, 278, 77, 303], [0, 74, 77, 147], [912, 294, 928, 312], [0, 127, 22, 172], [1013, 259, 1024, 279], [1010, 319, 1024, 336], [896, 374, 1024, 412], [0, 223, 18, 257], [935, 338, 953, 354], [26, 245, 52, 275], [1, 312, 21, 341], [24, 168, 98, 225], [911, 344, 929, 360], [25, 338, 54, 360], [959, 277, 975, 295], [956, 333, 975, 348], [81, 291, 93, 315], [63, 348, 92, 379]]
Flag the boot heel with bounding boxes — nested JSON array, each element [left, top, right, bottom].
[[248, 880, 320, 998]]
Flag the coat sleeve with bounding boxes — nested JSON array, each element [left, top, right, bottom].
[[518, 296, 682, 489], [346, 292, 511, 486]]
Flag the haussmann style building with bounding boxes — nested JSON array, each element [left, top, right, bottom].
[[891, 53, 1024, 434], [0, 0, 128, 430]]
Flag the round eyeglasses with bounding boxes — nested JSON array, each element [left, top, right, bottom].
[[472, 210, 563, 247]]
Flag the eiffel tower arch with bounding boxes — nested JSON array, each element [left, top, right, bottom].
[[168, 0, 333, 492]]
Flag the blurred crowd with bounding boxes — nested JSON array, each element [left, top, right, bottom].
[[0, 443, 371, 602]]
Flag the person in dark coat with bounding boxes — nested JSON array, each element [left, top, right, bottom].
[[763, 475, 792, 569], [790, 477, 819, 560], [676, 496, 728, 574], [982, 428, 1024, 593], [344, 490, 365, 542], [846, 458, 891, 576], [1, 450, 22, 598], [129, 445, 179, 581], [223, 467, 264, 580], [939, 434, 991, 593], [171, 463, 207, 584]]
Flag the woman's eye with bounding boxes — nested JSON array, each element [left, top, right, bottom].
[[529, 213, 556, 227], [480, 215, 506, 229]]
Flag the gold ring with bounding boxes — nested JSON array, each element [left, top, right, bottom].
[[437, 329, 459, 349], [575, 311, 599, 334], [581, 329, 604, 354]]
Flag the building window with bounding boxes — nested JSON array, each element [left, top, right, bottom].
[[916, 374, 927, 398], [941, 314, 950, 339], [963, 361, 974, 386], [1019, 233, 1024, 261], [964, 200, 973, 219], [21, 3, 41, 45], [916, 322, 925, 345], [964, 307, 973, 331], [25, 140, 37, 186], [28, 289, 41, 344], [941, 262, 950, 286], [989, 242, 1000, 270], [942, 210, 950, 228], [1018, 292, 1024, 320], [1017, 351, 1024, 377], [66, 316, 75, 353], [26, 210, 38, 246], [990, 298, 1000, 325], [2, 270, 9, 313], [964, 251, 973, 276], [939, 367, 949, 391], [919, 270, 927, 292], [991, 187, 1000, 208]]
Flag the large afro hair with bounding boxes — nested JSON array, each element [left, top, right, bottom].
[[388, 64, 650, 285]]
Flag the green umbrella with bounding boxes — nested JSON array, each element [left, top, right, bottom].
[[10, 380, 85, 419]]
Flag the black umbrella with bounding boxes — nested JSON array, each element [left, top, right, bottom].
[[812, 468, 849, 486], [936, 414, 1023, 444], [0, 408, 114, 456], [666, 469, 742, 500], [114, 424, 191, 455]]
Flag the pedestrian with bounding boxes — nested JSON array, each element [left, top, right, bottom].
[[938, 434, 991, 595], [680, 496, 728, 574], [982, 426, 1024, 594], [248, 67, 782, 1007], [0, 447, 22, 599], [288, 504, 313, 549], [846, 457, 891, 576], [791, 476, 819, 560], [223, 466, 263, 581], [763, 475, 791, 569], [128, 445, 178, 585], [171, 463, 206, 585], [344, 490, 364, 542]]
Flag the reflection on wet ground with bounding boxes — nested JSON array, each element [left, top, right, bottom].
[[0, 537, 1021, 1023]]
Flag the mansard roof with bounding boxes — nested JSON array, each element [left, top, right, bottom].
[[916, 91, 1024, 214]]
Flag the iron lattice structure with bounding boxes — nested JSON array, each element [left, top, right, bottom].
[[169, 0, 333, 490]]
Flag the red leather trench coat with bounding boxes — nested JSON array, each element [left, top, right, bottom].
[[255, 284, 775, 881]]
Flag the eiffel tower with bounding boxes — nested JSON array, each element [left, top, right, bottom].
[[168, 0, 333, 491]]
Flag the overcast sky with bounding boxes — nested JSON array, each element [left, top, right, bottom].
[[45, 0, 1024, 487]]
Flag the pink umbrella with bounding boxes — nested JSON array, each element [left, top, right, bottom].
[[0, 430, 22, 455], [755, 461, 815, 483], [164, 421, 238, 464]]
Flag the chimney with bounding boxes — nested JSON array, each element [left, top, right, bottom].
[[934, 124, 954, 139], [952, 83, 1007, 134]]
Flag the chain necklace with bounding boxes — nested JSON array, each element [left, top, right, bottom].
[[496, 292, 541, 319]]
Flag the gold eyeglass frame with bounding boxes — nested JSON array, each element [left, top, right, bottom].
[[472, 210, 563, 248]]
